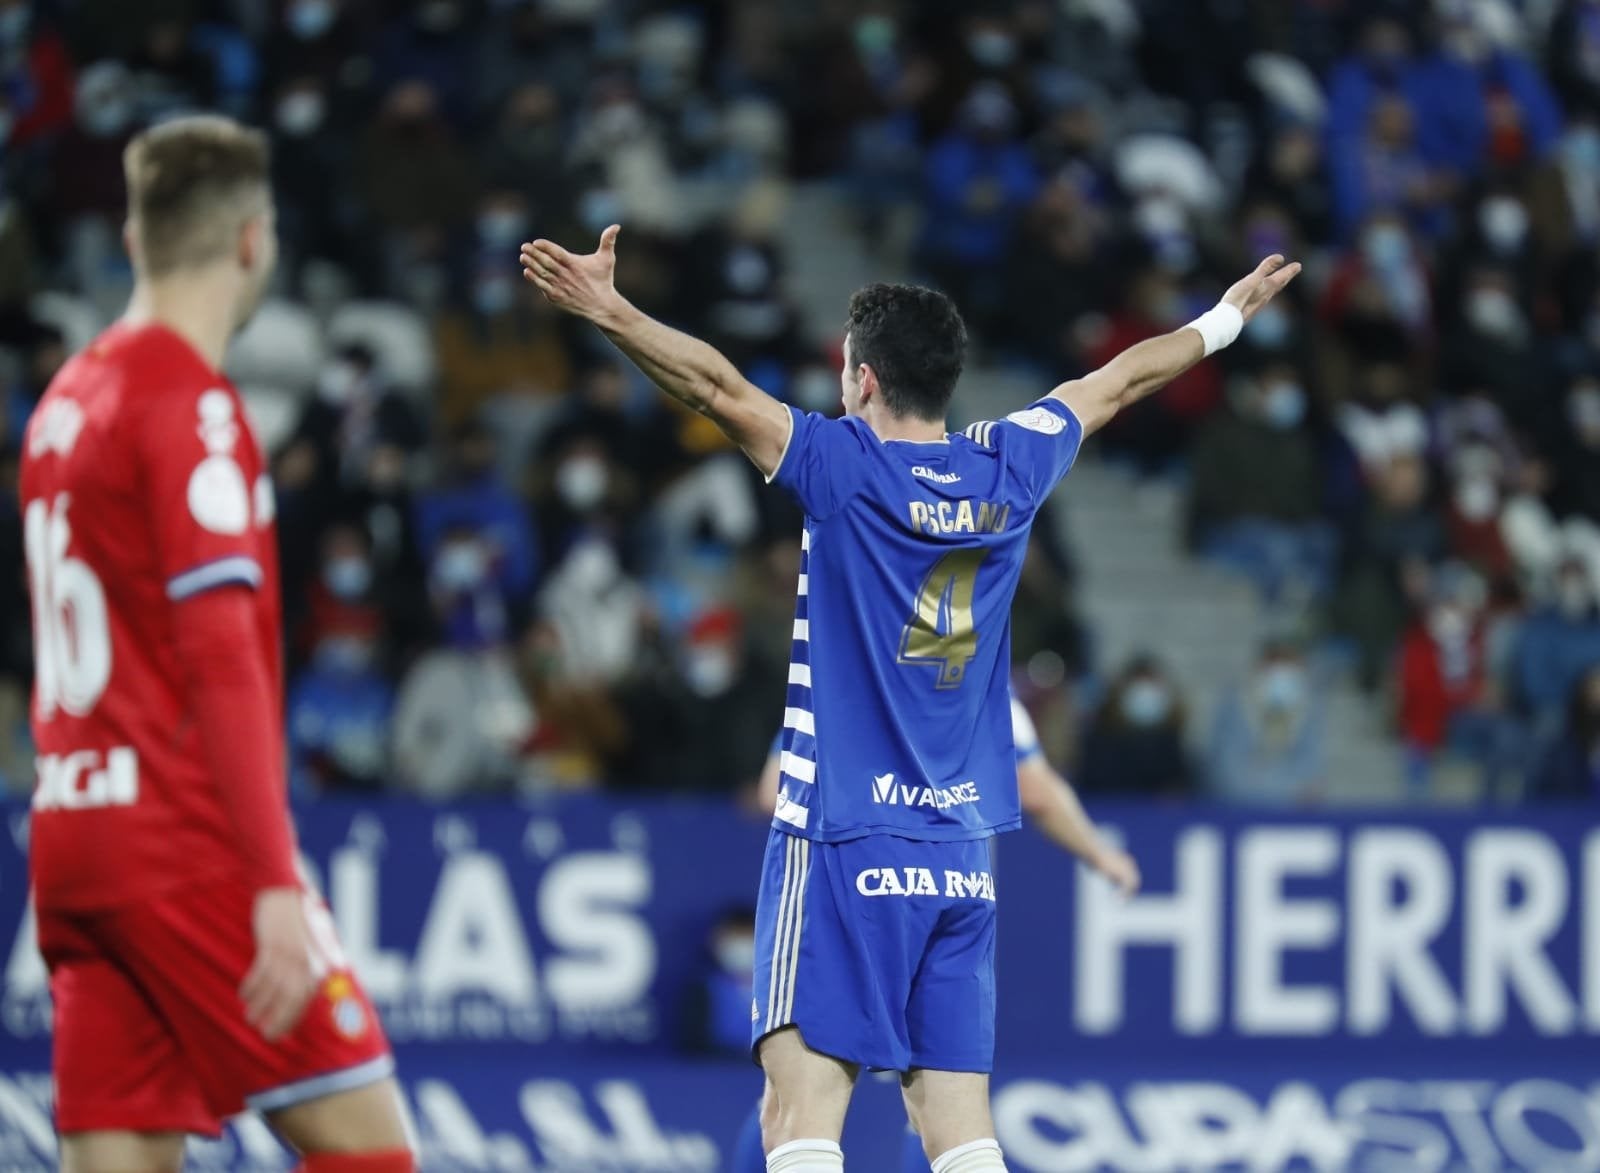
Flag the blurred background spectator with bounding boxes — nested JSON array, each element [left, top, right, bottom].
[[2, 0, 1599, 808]]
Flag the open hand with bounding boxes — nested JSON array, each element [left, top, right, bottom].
[[1221, 254, 1302, 323], [240, 886, 317, 1041], [1093, 845, 1142, 898], [520, 225, 626, 324]]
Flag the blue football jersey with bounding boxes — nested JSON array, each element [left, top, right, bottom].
[[768, 398, 1083, 842]]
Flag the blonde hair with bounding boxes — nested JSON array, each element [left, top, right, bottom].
[[123, 115, 270, 278]]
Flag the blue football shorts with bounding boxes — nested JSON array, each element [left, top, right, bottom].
[[750, 827, 997, 1073]]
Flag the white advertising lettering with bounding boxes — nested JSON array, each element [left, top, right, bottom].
[[1075, 825, 1600, 1039], [870, 773, 981, 810]]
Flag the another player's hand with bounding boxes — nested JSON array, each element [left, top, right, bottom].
[[241, 886, 317, 1042], [1220, 254, 1302, 323], [1093, 845, 1142, 898], [520, 225, 627, 324]]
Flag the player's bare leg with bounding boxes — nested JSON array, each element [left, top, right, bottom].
[[901, 1069, 1008, 1171], [267, 1078, 414, 1171], [757, 1026, 857, 1168], [60, 1130, 186, 1173]]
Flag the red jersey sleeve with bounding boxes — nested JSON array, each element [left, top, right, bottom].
[[138, 380, 266, 601]]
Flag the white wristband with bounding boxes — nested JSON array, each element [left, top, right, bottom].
[[1186, 303, 1244, 357]]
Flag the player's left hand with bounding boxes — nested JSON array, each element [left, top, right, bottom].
[[240, 887, 318, 1041], [1220, 254, 1302, 323], [1093, 845, 1142, 898], [521, 225, 627, 324]]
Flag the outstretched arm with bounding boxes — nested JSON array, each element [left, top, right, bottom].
[[1017, 754, 1141, 896], [1051, 254, 1301, 436], [521, 226, 793, 477]]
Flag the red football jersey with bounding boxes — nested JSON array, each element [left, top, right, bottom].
[[21, 321, 285, 911]]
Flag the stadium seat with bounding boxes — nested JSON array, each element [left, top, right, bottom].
[[238, 384, 303, 454], [29, 291, 104, 353], [227, 298, 323, 393]]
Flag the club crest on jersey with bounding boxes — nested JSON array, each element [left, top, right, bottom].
[[324, 973, 369, 1039], [1004, 406, 1066, 435], [187, 390, 251, 535]]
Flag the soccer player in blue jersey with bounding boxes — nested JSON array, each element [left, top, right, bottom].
[[522, 228, 1298, 1173], [729, 693, 1141, 1171]]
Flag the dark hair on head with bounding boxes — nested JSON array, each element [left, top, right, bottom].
[[844, 284, 967, 422]]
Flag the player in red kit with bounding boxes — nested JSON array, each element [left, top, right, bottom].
[[20, 116, 414, 1173]]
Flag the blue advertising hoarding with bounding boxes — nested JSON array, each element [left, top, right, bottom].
[[0, 797, 1596, 1170]]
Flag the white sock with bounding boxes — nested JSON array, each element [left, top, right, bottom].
[[931, 1138, 1006, 1173], [767, 1138, 844, 1172]]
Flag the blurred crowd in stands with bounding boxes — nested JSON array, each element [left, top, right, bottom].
[[2, 0, 1600, 807]]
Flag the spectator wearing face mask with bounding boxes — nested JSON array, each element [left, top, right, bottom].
[[48, 61, 136, 229], [1322, 214, 1435, 361], [1207, 642, 1328, 806], [1440, 434, 1516, 582], [1397, 564, 1525, 796], [1329, 93, 1452, 242], [1545, 376, 1600, 520], [1332, 452, 1447, 689], [1090, 266, 1224, 475], [265, 0, 364, 94], [1511, 556, 1600, 731], [1077, 658, 1194, 798], [1189, 362, 1335, 604], [1441, 267, 1542, 416], [354, 78, 478, 294], [292, 521, 386, 666], [1243, 124, 1335, 248], [289, 343, 424, 508], [288, 616, 394, 795], [1437, 188, 1539, 318], [614, 607, 785, 794], [434, 188, 576, 427], [391, 554, 535, 796], [0, 0, 73, 150], [681, 908, 760, 1056], [268, 72, 354, 276], [1531, 663, 1600, 799], [916, 82, 1041, 336], [1528, 112, 1600, 305], [996, 173, 1112, 377], [1414, 6, 1564, 177], [414, 420, 540, 620]]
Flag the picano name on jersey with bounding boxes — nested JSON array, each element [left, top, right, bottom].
[[907, 498, 1011, 536]]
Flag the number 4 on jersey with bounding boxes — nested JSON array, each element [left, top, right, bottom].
[[897, 548, 988, 689]]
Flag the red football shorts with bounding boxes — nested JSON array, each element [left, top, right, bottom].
[[37, 877, 392, 1137]]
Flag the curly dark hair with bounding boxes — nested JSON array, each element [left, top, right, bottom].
[[844, 283, 967, 422]]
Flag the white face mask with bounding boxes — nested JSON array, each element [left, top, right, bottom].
[[1478, 197, 1529, 251], [1466, 288, 1522, 340], [1120, 679, 1171, 726], [477, 209, 528, 248], [684, 647, 738, 697], [288, 0, 336, 39], [1261, 381, 1306, 430], [275, 91, 326, 137], [555, 455, 608, 510], [714, 935, 756, 975], [1557, 575, 1593, 620], [323, 556, 372, 600], [1362, 223, 1408, 269], [1258, 663, 1307, 712], [318, 360, 361, 405], [434, 542, 487, 591], [1454, 476, 1500, 521]]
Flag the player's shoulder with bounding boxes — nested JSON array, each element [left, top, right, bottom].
[[959, 399, 1079, 450]]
